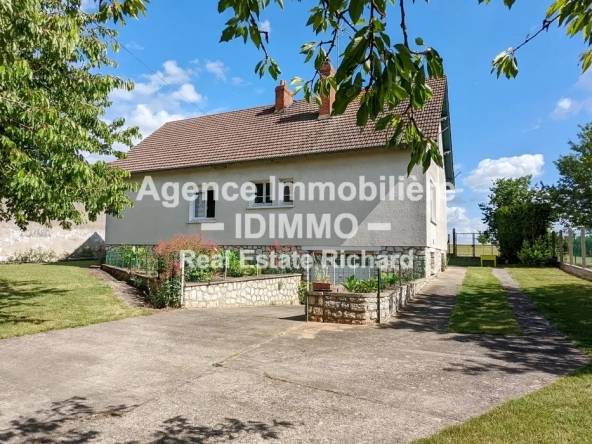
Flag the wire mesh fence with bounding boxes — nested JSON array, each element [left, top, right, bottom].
[[310, 253, 425, 290], [558, 228, 592, 269], [449, 230, 499, 258], [104, 245, 159, 276]]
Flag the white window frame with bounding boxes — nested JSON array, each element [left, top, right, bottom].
[[250, 181, 273, 207], [280, 179, 294, 206], [189, 190, 216, 222]]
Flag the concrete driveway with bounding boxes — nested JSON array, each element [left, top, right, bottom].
[[0, 267, 588, 443]]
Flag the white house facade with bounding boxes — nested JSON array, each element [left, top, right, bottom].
[[106, 69, 455, 278]]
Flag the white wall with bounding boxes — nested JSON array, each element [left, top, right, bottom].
[[106, 149, 439, 248], [425, 123, 449, 253], [0, 214, 105, 261]]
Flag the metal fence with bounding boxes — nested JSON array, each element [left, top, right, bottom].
[[104, 245, 159, 276], [311, 254, 425, 286], [449, 230, 499, 258], [557, 228, 592, 269]]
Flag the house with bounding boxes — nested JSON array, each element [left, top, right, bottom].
[[107, 63, 454, 278]]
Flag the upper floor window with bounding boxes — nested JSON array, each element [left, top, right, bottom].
[[193, 190, 216, 220], [281, 180, 294, 205], [254, 182, 272, 206]]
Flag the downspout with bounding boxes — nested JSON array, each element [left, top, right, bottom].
[[180, 251, 185, 308]]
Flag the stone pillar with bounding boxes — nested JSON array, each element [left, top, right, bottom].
[[568, 228, 574, 266], [559, 230, 564, 264], [581, 227, 587, 269]]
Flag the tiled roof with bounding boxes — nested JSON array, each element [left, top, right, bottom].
[[111, 77, 447, 174]]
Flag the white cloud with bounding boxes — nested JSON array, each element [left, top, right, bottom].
[[189, 59, 200, 65], [155, 60, 193, 84], [175, 83, 204, 103], [80, 0, 97, 12], [551, 97, 579, 120], [205, 60, 229, 82], [576, 70, 592, 92], [98, 60, 209, 161], [258, 19, 272, 33], [231, 77, 247, 86], [522, 118, 542, 133], [550, 71, 592, 119], [109, 60, 198, 103], [464, 154, 545, 193], [447, 207, 486, 234], [125, 41, 145, 51], [127, 105, 187, 138]]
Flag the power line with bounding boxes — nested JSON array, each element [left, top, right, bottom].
[[75, 3, 211, 119], [117, 43, 211, 118]]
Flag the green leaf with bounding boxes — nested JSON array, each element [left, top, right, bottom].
[[348, 0, 365, 24]]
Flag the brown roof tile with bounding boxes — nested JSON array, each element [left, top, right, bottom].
[[111, 77, 447, 174]]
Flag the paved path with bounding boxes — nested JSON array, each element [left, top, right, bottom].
[[493, 268, 569, 336], [88, 267, 150, 308], [0, 267, 588, 443]]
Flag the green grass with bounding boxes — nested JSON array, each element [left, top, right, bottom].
[[416, 268, 592, 444], [448, 244, 500, 257], [0, 261, 149, 339], [448, 268, 521, 336], [447, 257, 482, 267], [508, 268, 592, 355]]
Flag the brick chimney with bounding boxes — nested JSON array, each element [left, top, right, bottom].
[[275, 80, 293, 112], [318, 60, 336, 120]]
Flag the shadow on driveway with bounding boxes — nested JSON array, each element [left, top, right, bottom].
[[0, 396, 294, 444]]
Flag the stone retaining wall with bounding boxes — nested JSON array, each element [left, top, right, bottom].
[[102, 264, 302, 309], [560, 262, 592, 282], [184, 274, 302, 308], [307, 279, 427, 325], [100, 264, 155, 287]]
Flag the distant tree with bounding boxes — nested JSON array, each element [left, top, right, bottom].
[[551, 122, 592, 228], [0, 0, 148, 229], [218, 0, 592, 173], [479, 176, 541, 242], [477, 232, 490, 245], [494, 203, 553, 262]]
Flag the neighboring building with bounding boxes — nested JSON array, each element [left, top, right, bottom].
[[107, 64, 455, 277], [0, 213, 106, 262]]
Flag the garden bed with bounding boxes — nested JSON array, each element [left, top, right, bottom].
[[306, 279, 427, 325], [101, 264, 302, 309]]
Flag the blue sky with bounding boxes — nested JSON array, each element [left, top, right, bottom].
[[94, 0, 592, 234]]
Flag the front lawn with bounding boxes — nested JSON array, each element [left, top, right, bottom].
[[508, 268, 592, 354], [0, 262, 149, 339], [417, 268, 592, 444], [448, 267, 521, 336]]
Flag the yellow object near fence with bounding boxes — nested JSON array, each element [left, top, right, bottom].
[[480, 255, 497, 267]]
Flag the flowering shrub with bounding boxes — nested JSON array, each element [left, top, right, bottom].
[[268, 241, 303, 274], [154, 234, 218, 279], [8, 247, 58, 263]]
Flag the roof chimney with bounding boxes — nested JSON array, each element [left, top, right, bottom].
[[275, 80, 293, 112], [318, 60, 336, 120]]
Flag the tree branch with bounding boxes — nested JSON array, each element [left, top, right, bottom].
[[399, 0, 409, 48], [512, 15, 559, 54]]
